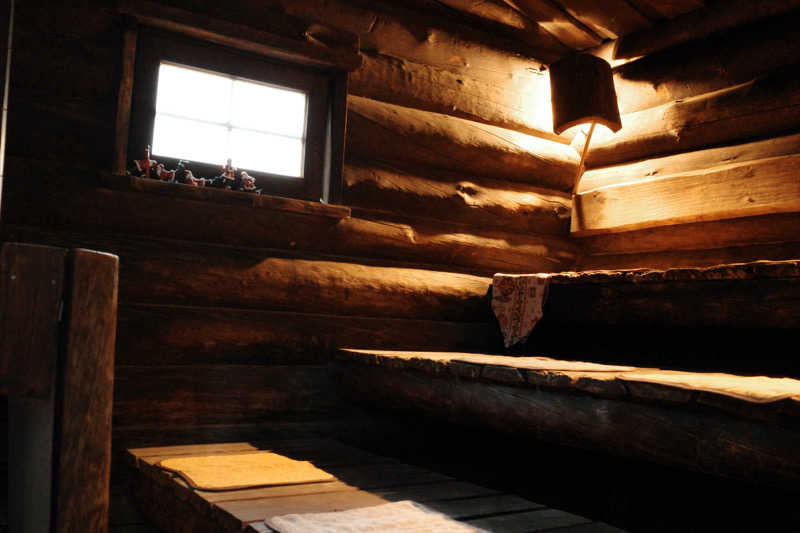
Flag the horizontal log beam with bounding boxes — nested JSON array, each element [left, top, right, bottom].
[[572, 154, 800, 235], [580, 242, 800, 271], [118, 0, 362, 71], [6, 167, 578, 275], [103, 235, 490, 322], [115, 304, 500, 366], [611, 10, 800, 114], [343, 160, 571, 236], [554, 0, 651, 40], [348, 51, 561, 141], [579, 132, 800, 193], [114, 365, 338, 428], [275, 0, 564, 70], [347, 96, 579, 191], [583, 66, 800, 168], [608, 0, 800, 62], [339, 361, 800, 489], [501, 0, 603, 49], [578, 212, 800, 256]]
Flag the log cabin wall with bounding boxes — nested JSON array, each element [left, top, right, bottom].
[[573, 4, 800, 270], [0, 0, 579, 435]]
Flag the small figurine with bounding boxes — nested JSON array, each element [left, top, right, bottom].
[[175, 160, 206, 187], [155, 163, 175, 182], [208, 158, 237, 189], [131, 145, 157, 179], [238, 171, 261, 194]]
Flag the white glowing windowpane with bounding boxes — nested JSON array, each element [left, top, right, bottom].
[[155, 64, 232, 123], [151, 62, 308, 177], [152, 114, 228, 164], [231, 80, 307, 138], [230, 129, 304, 178]]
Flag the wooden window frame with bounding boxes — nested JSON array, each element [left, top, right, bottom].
[[112, 4, 359, 204]]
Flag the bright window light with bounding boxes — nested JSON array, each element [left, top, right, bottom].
[[152, 62, 308, 178]]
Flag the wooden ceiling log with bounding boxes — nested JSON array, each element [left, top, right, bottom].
[[625, 0, 704, 20], [348, 51, 559, 140], [552, 0, 652, 40], [407, 0, 567, 54], [501, 0, 602, 50], [612, 10, 800, 115], [609, 0, 800, 61], [581, 66, 800, 168], [579, 132, 800, 193], [343, 159, 572, 237], [273, 0, 563, 70], [346, 96, 579, 192], [572, 153, 800, 236]]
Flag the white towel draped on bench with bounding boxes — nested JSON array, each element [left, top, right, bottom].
[[266, 500, 489, 533]]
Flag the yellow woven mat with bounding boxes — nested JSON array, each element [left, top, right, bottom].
[[158, 451, 336, 491]]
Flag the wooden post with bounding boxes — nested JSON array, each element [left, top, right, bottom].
[[1, 243, 119, 533], [112, 18, 138, 175]]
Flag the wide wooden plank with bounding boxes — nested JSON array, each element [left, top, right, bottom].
[[113, 365, 338, 428], [0, 243, 65, 395], [214, 489, 389, 531], [115, 303, 500, 366], [346, 96, 579, 192], [583, 66, 800, 168], [468, 508, 591, 532], [423, 494, 545, 519], [578, 132, 800, 193], [2, 244, 65, 533], [344, 159, 571, 236], [572, 154, 800, 235], [53, 249, 118, 533]]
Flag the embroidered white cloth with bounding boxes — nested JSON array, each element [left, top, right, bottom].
[[491, 273, 551, 348], [265, 500, 489, 533]]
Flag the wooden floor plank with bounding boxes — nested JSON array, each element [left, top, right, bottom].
[[544, 522, 627, 532], [468, 508, 592, 532], [127, 438, 612, 533], [216, 489, 389, 531], [420, 494, 546, 519]]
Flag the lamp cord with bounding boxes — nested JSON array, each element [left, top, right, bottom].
[[573, 121, 595, 197]]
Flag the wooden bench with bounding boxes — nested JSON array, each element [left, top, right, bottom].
[[126, 438, 626, 532], [337, 349, 800, 489], [524, 260, 800, 376]]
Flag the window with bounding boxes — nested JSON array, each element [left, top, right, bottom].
[[152, 63, 308, 178], [128, 28, 343, 202]]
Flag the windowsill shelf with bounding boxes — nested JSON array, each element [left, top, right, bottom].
[[98, 172, 351, 220]]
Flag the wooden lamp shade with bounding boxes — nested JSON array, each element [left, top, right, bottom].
[[549, 53, 621, 135]]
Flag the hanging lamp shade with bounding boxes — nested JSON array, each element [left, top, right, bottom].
[[549, 53, 621, 135]]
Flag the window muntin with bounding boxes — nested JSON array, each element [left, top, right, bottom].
[[152, 62, 308, 178]]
